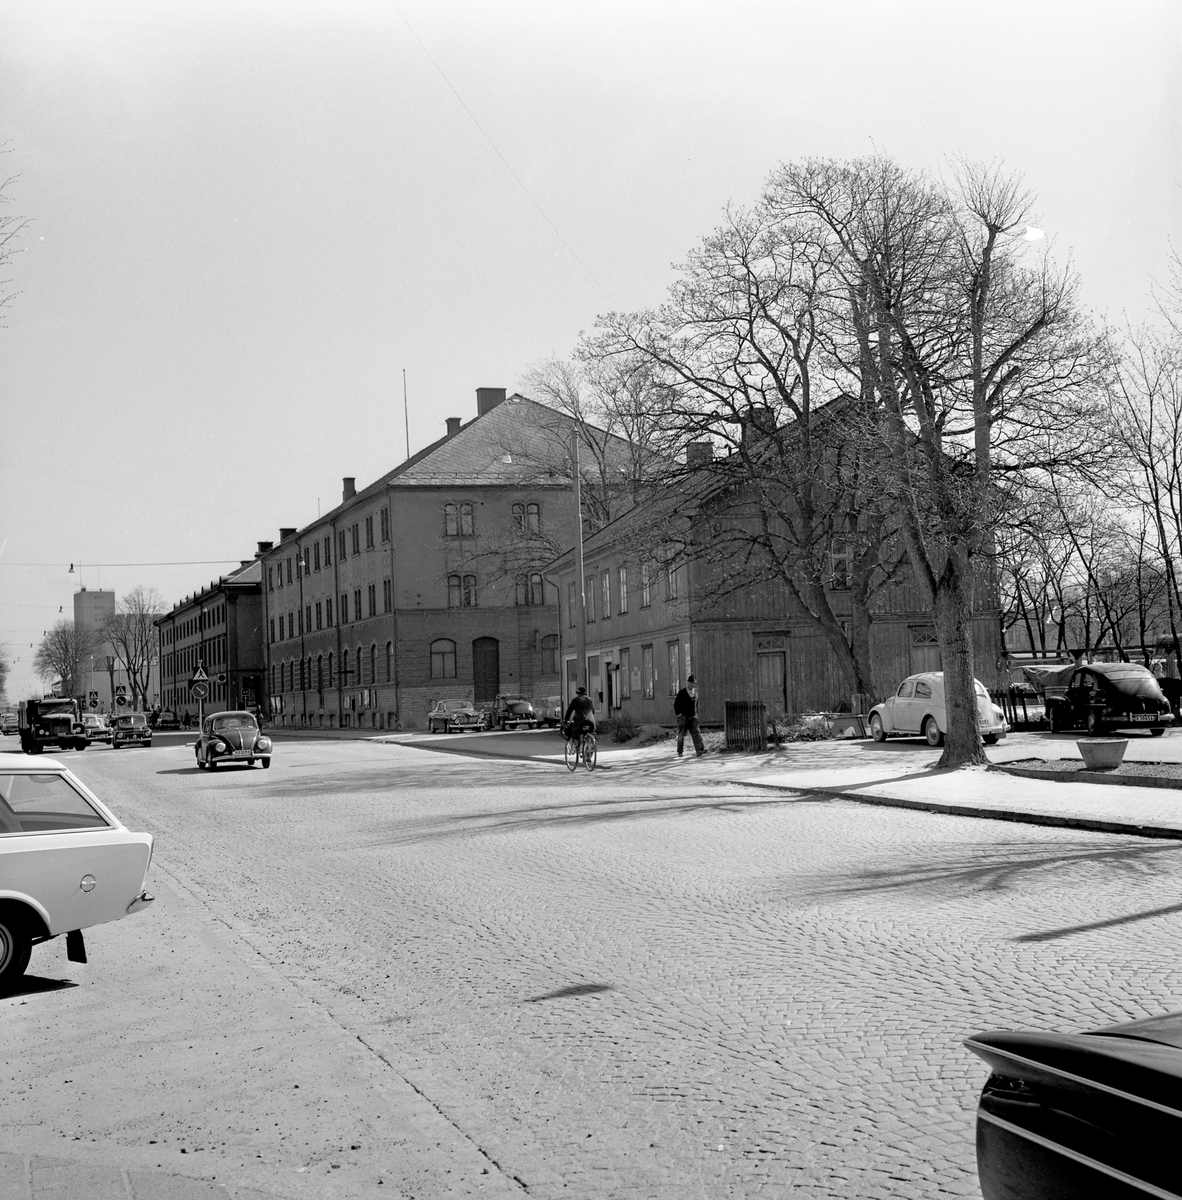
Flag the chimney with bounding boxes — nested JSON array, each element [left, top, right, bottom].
[[686, 441, 714, 468], [256, 540, 274, 556], [240, 560, 251, 570], [342, 477, 356, 502], [476, 387, 506, 417], [279, 527, 296, 542], [446, 417, 461, 437]]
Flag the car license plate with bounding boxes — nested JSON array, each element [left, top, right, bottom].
[[1129, 714, 1154, 722], [233, 748, 252, 756]]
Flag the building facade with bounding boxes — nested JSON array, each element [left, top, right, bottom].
[[260, 389, 624, 730], [156, 560, 266, 719], [72, 588, 132, 712]]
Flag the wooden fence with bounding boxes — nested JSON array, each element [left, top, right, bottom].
[[725, 700, 767, 751]]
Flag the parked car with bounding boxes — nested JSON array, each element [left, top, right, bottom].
[[153, 709, 180, 730], [1045, 662, 1174, 736], [868, 672, 1009, 746], [110, 712, 153, 749], [194, 710, 272, 769], [539, 695, 563, 728], [0, 756, 155, 990], [426, 699, 485, 734], [0, 712, 17, 736], [966, 1008, 1182, 1199], [80, 714, 112, 744], [488, 695, 539, 731]]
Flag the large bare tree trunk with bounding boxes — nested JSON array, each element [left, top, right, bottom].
[[932, 557, 987, 767]]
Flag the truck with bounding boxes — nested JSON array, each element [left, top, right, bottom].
[[18, 697, 87, 754]]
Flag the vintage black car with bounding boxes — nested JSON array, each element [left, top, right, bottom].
[[1045, 662, 1174, 736], [967, 1009, 1182, 1199], [426, 699, 484, 734], [194, 710, 272, 769], [110, 712, 152, 749], [488, 695, 538, 731]]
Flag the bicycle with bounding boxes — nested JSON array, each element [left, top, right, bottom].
[[563, 725, 597, 771]]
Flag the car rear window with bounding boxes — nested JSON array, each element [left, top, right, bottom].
[[0, 773, 111, 834]]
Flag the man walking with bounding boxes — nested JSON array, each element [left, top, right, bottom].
[[674, 674, 706, 757]]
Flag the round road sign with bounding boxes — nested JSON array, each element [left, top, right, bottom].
[[190, 682, 209, 700]]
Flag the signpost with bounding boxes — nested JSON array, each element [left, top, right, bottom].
[[88, 691, 99, 710], [189, 665, 209, 725]]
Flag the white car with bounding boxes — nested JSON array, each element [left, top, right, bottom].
[[0, 757, 154, 989], [868, 672, 1009, 746]]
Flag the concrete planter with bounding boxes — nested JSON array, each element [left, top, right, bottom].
[[1076, 738, 1128, 771]]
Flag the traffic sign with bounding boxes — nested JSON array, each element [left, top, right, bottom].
[[190, 681, 209, 700], [116, 694, 127, 707], [191, 666, 209, 683]]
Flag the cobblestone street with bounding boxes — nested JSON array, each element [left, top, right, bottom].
[[7, 737, 1182, 1198]]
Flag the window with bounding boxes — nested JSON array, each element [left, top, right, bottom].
[[367, 584, 376, 617], [369, 644, 376, 685], [326, 597, 334, 627], [297, 609, 303, 636], [829, 543, 851, 590], [642, 645, 654, 698], [430, 638, 457, 679], [279, 615, 285, 641], [383, 578, 392, 612], [286, 558, 293, 586], [619, 648, 631, 698], [315, 602, 322, 630], [462, 575, 477, 607], [512, 503, 524, 529], [515, 575, 528, 606], [269, 618, 275, 644], [666, 562, 679, 602], [317, 655, 323, 691], [356, 647, 363, 687], [340, 592, 348, 623], [365, 515, 374, 549], [585, 579, 595, 622], [338, 530, 347, 561], [530, 573, 544, 606], [305, 605, 312, 634], [0, 773, 110, 832], [445, 502, 474, 536], [354, 588, 362, 621], [268, 567, 274, 592], [448, 575, 462, 608], [324, 534, 332, 566], [667, 641, 681, 695], [351, 524, 360, 555], [313, 542, 321, 571], [601, 572, 611, 619], [380, 508, 390, 543], [296, 548, 304, 578], [277, 563, 283, 590], [385, 641, 393, 683], [619, 567, 628, 613], [328, 652, 334, 688], [568, 582, 576, 627], [541, 634, 559, 674], [641, 564, 651, 607], [526, 502, 540, 532]]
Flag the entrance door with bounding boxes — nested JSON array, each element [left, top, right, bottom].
[[757, 651, 786, 718], [587, 655, 601, 707], [472, 637, 500, 703]]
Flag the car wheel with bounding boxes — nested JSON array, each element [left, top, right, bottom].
[[261, 757, 271, 769], [923, 717, 944, 747], [1151, 728, 1165, 737], [983, 734, 998, 745], [75, 739, 87, 751], [499, 719, 507, 731], [869, 713, 886, 743], [208, 758, 217, 770], [1086, 709, 1106, 737], [0, 911, 33, 991]]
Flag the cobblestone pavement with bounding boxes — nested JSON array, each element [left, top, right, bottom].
[[7, 738, 1182, 1198]]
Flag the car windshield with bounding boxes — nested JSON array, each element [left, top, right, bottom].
[[0, 772, 110, 834], [507, 701, 532, 712], [39, 702, 75, 714], [441, 701, 471, 712], [117, 715, 146, 726], [212, 714, 257, 731]]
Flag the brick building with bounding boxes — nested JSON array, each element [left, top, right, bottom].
[[260, 388, 630, 730]]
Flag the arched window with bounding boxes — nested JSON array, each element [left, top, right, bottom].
[[356, 647, 363, 687], [462, 575, 477, 607], [317, 655, 323, 692], [530, 573, 544, 606], [526, 502, 540, 532], [369, 644, 376, 686], [512, 503, 525, 529], [327, 651, 334, 689], [515, 575, 528, 606], [448, 575, 462, 608], [541, 634, 559, 674], [459, 503, 474, 536], [386, 641, 393, 683], [430, 638, 456, 679], [444, 502, 459, 536]]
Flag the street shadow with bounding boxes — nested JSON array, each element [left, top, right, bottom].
[[525, 983, 614, 1003], [1, 975, 79, 999], [156, 767, 204, 776], [1014, 899, 1182, 943], [795, 838, 1182, 902]]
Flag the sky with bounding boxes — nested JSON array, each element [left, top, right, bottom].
[[1, 0, 1179, 700]]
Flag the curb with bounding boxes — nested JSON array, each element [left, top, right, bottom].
[[727, 777, 1182, 842], [998, 763, 1182, 792]]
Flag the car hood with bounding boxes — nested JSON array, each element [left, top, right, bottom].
[[212, 728, 258, 749]]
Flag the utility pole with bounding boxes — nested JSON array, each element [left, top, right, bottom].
[[573, 431, 586, 695]]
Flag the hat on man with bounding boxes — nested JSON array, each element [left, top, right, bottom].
[[687, 674, 696, 683], [576, 686, 587, 694]]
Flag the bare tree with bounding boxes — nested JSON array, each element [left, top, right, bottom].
[[33, 621, 98, 697], [0, 644, 10, 705], [0, 157, 25, 328], [105, 586, 164, 709]]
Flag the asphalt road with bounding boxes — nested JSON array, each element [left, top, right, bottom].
[[4, 736, 1182, 1198]]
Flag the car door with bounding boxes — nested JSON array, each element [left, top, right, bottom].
[[1067, 671, 1093, 727], [885, 680, 916, 732]]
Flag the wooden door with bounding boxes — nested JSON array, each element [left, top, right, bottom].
[[757, 651, 786, 718], [472, 638, 500, 703]]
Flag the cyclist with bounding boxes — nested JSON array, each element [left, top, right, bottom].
[[562, 686, 596, 747]]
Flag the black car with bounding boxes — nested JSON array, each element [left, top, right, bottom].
[[110, 712, 153, 748], [488, 695, 538, 730], [967, 1009, 1182, 1199], [1045, 663, 1173, 736], [194, 710, 272, 769]]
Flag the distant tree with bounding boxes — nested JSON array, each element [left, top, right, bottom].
[[0, 159, 25, 327], [33, 622, 98, 697], [105, 586, 164, 709], [0, 643, 10, 705]]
